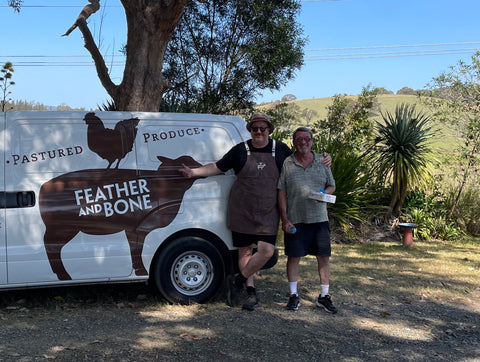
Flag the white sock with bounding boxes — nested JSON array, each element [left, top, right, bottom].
[[321, 284, 329, 297], [289, 281, 298, 296]]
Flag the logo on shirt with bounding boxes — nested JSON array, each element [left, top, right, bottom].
[[257, 162, 267, 170]]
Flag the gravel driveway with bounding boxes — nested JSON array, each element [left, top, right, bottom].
[[0, 274, 479, 362]]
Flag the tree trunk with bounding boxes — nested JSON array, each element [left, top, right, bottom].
[[116, 1, 186, 111], [74, 1, 186, 112], [386, 193, 397, 219], [393, 186, 408, 218], [448, 161, 471, 218]]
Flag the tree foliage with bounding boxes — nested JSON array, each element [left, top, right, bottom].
[[7, 0, 21, 12], [313, 86, 378, 152], [375, 87, 393, 95], [427, 51, 480, 218], [396, 86, 416, 95], [264, 102, 300, 130], [162, 0, 305, 114], [301, 107, 318, 126], [10, 1, 304, 114], [9, 1, 186, 112], [281, 94, 297, 102]]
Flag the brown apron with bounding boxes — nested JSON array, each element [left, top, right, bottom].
[[227, 140, 279, 235]]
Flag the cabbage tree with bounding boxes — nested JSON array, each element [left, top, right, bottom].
[[375, 103, 436, 218]]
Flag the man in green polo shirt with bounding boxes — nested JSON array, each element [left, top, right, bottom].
[[277, 127, 338, 313]]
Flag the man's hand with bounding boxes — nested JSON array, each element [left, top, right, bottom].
[[322, 153, 332, 167], [281, 220, 296, 234], [179, 163, 193, 178]]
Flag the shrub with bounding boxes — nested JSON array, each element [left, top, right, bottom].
[[445, 184, 480, 236], [402, 189, 464, 241], [312, 137, 381, 237]]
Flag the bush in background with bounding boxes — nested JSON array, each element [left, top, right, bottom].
[[445, 184, 480, 236], [311, 137, 381, 238], [402, 188, 464, 241]]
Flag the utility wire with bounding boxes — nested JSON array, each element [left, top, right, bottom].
[[0, 42, 480, 58], [2, 42, 478, 58], [306, 50, 476, 60], [307, 42, 480, 52], [306, 48, 479, 60], [0, 5, 122, 7], [1, 42, 479, 67]]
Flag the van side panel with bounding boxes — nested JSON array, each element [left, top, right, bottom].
[[2, 111, 250, 293], [0, 112, 7, 285], [4, 112, 139, 284]]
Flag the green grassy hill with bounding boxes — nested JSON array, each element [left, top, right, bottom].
[[275, 94, 421, 120], [262, 94, 458, 152]]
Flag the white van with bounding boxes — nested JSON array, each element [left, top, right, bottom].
[[0, 111, 278, 304]]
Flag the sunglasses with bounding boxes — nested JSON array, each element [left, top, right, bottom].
[[251, 126, 269, 132], [294, 137, 312, 143]]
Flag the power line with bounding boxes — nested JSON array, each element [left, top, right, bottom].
[[9, 62, 125, 67], [306, 42, 480, 52], [0, 5, 122, 7], [306, 50, 476, 61], [1, 42, 479, 67], [304, 42, 480, 60], [1, 55, 121, 58], [2, 42, 478, 59]]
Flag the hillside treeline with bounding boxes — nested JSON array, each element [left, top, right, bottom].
[[4, 100, 87, 112]]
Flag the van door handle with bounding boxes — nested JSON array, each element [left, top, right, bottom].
[[16, 191, 35, 208], [0, 191, 36, 208]]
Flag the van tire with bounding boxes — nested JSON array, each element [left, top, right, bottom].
[[152, 236, 225, 304]]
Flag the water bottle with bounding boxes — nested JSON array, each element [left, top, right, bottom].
[[288, 226, 297, 234]]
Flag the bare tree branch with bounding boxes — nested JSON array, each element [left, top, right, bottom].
[[62, 0, 100, 37], [76, 17, 117, 98]]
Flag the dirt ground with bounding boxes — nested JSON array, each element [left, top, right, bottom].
[[0, 269, 479, 362]]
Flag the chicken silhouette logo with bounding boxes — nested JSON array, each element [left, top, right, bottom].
[[39, 113, 203, 280], [84, 112, 139, 169]]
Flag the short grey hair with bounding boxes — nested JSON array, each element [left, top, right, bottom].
[[293, 127, 313, 141]]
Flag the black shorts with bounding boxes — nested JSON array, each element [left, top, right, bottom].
[[284, 222, 331, 257], [232, 231, 277, 248]]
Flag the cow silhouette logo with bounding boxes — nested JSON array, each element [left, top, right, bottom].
[[84, 112, 139, 169], [39, 112, 203, 280]]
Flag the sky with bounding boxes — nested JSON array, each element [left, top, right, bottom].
[[1, 0, 480, 110]]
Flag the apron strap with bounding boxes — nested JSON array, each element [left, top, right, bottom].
[[244, 139, 275, 156], [244, 141, 250, 156]]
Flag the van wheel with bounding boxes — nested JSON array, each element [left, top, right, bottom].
[[152, 236, 225, 304]]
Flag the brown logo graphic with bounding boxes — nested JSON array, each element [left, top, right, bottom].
[[39, 113, 203, 280], [39, 155, 201, 280], [84, 112, 139, 169]]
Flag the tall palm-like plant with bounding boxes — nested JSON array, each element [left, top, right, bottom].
[[375, 103, 436, 218]]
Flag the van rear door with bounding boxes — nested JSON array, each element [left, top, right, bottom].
[[0, 113, 6, 285]]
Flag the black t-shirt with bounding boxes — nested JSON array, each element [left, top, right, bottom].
[[216, 138, 293, 175]]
